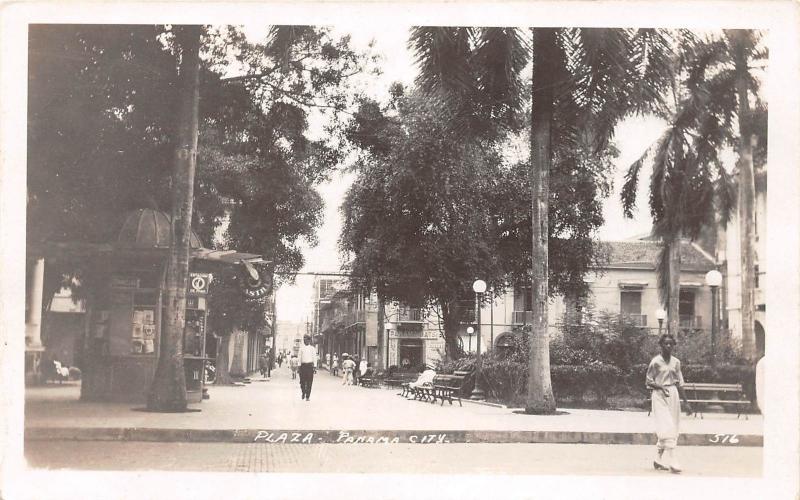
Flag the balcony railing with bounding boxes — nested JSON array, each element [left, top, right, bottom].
[[346, 309, 366, 327], [621, 314, 648, 327], [679, 315, 702, 328], [398, 308, 423, 322], [512, 311, 533, 325]]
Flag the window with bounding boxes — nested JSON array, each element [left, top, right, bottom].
[[679, 290, 695, 316], [679, 290, 697, 328], [754, 265, 759, 289], [515, 286, 532, 312], [620, 291, 642, 316], [620, 291, 644, 326]]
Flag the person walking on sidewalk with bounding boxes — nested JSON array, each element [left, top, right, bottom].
[[289, 353, 299, 380], [341, 353, 355, 386], [352, 355, 361, 386], [359, 357, 368, 384], [331, 354, 339, 376], [646, 333, 692, 474], [258, 350, 269, 379], [298, 336, 317, 401]]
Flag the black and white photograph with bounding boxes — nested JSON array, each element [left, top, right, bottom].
[[1, 2, 799, 499]]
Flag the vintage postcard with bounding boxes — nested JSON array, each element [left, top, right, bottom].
[[1, 1, 799, 499]]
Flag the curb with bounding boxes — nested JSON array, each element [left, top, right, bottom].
[[25, 427, 762, 447]]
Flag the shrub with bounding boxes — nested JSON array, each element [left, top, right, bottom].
[[551, 362, 623, 408], [68, 366, 82, 380]]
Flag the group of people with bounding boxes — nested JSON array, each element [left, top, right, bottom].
[[327, 352, 368, 386]]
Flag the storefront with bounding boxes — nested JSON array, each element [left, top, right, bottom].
[[387, 326, 444, 371], [27, 208, 264, 404]]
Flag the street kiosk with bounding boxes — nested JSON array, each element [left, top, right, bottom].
[[29, 208, 264, 404]]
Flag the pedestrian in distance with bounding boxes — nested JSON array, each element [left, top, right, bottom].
[[289, 354, 299, 380], [331, 354, 339, 376], [359, 357, 368, 385], [341, 353, 355, 386], [352, 355, 361, 386], [298, 335, 317, 401], [258, 350, 269, 379], [646, 332, 692, 474], [277, 353, 284, 368]]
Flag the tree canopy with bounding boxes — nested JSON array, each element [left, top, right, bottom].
[[28, 24, 370, 288], [339, 85, 618, 356]]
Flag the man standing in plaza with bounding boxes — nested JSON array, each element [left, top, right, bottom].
[[298, 335, 317, 401]]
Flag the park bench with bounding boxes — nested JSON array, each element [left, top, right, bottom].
[[432, 371, 471, 407], [358, 369, 384, 388], [409, 381, 437, 402], [684, 382, 752, 419], [385, 372, 419, 395], [647, 382, 752, 419]]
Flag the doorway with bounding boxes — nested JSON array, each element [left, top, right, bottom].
[[398, 338, 423, 371]]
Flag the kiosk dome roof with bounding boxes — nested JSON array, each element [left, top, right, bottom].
[[117, 208, 203, 249]]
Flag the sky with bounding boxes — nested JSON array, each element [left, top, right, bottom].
[[241, 25, 669, 323]]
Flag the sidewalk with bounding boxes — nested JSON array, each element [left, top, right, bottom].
[[25, 366, 763, 446]]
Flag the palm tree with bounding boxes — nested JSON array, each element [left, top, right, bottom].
[[725, 29, 765, 361], [622, 31, 765, 359], [411, 27, 675, 413], [620, 87, 735, 339]]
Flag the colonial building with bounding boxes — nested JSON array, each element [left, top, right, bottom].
[[433, 238, 718, 358]]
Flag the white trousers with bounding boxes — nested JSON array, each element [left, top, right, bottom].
[[652, 385, 680, 450]]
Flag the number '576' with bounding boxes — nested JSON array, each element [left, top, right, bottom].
[[709, 434, 739, 444]]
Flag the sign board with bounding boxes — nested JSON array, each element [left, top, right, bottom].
[[110, 275, 139, 289], [189, 273, 211, 294]]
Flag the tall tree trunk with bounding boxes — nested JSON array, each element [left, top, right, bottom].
[[147, 25, 202, 411], [525, 28, 557, 414], [666, 238, 682, 338], [214, 333, 235, 385], [377, 294, 385, 369], [439, 298, 462, 360], [730, 30, 757, 361]]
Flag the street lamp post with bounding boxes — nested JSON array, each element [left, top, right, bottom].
[[385, 321, 395, 368], [655, 308, 666, 337], [466, 326, 474, 352], [705, 270, 723, 366], [470, 279, 487, 401]]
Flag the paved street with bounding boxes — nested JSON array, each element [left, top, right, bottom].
[[24, 441, 761, 476]]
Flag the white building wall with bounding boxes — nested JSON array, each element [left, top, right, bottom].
[[724, 185, 767, 346]]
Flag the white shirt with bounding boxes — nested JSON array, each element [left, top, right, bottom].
[[299, 344, 316, 364]]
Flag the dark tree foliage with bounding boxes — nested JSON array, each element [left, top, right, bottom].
[[28, 24, 369, 292], [340, 91, 510, 356], [340, 88, 615, 356], [28, 25, 182, 244]]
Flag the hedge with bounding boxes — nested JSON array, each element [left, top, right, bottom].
[[439, 355, 755, 408]]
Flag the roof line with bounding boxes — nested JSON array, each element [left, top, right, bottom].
[[690, 241, 717, 265]]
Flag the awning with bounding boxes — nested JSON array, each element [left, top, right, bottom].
[[191, 248, 265, 264]]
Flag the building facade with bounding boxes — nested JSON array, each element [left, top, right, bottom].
[[717, 167, 767, 359]]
